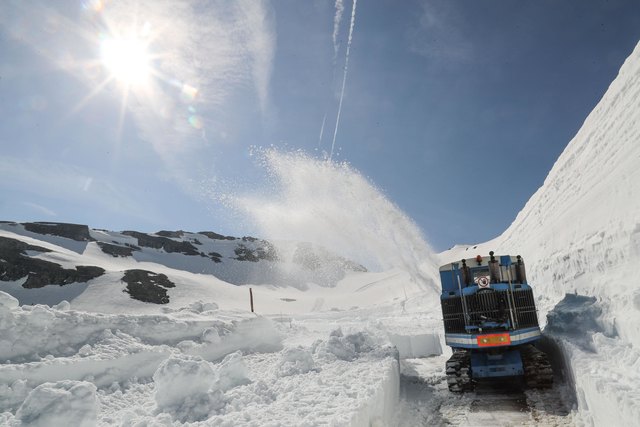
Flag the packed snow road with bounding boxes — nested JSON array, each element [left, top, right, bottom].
[[396, 355, 575, 426]]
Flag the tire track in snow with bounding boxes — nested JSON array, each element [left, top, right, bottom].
[[397, 356, 575, 426]]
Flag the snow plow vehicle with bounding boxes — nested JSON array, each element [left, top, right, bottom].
[[439, 252, 553, 392]]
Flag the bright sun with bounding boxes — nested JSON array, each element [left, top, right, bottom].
[[100, 35, 151, 85]]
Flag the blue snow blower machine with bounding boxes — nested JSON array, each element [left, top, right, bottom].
[[439, 252, 553, 392]]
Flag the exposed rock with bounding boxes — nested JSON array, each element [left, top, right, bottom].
[[0, 236, 51, 258], [256, 241, 279, 262], [234, 244, 259, 262], [0, 236, 105, 288], [22, 265, 105, 289], [156, 230, 185, 238], [23, 222, 94, 242], [122, 269, 175, 304], [121, 231, 200, 256], [208, 252, 223, 263], [234, 241, 279, 262], [342, 259, 368, 273], [198, 231, 236, 241], [97, 242, 139, 257]]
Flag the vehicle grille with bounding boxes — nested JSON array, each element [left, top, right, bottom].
[[512, 289, 538, 329], [442, 297, 465, 333], [441, 288, 539, 334]]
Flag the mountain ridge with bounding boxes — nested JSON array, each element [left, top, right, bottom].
[[0, 221, 367, 307]]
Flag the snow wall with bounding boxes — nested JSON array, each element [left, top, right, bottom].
[[494, 40, 640, 425]]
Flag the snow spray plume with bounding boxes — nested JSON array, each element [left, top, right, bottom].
[[330, 0, 357, 160], [232, 149, 439, 291], [332, 0, 345, 62]]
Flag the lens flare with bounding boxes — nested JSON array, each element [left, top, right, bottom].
[[188, 115, 204, 129], [181, 84, 198, 102]]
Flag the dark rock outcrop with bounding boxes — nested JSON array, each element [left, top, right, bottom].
[[122, 269, 175, 304], [97, 242, 139, 257], [156, 230, 185, 238], [208, 252, 223, 263], [234, 241, 279, 262], [23, 222, 94, 242], [199, 231, 236, 241], [121, 231, 200, 256], [0, 237, 105, 288]]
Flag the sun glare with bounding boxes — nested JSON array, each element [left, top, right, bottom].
[[100, 35, 151, 85]]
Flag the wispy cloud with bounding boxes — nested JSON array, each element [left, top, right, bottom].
[[0, 1, 279, 223], [94, 0, 276, 205], [0, 0, 276, 193], [100, 0, 276, 151], [234, 0, 276, 114]]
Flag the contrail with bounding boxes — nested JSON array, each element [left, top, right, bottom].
[[332, 0, 345, 62], [318, 112, 327, 146], [329, 0, 357, 161]]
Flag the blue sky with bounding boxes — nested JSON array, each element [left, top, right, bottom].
[[1, 0, 639, 252]]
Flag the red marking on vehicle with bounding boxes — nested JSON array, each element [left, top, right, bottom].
[[477, 333, 511, 347]]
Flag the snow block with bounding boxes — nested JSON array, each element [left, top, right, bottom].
[[16, 381, 98, 427], [186, 316, 283, 361], [387, 331, 442, 359], [349, 358, 400, 427], [153, 355, 225, 422], [153, 352, 253, 423], [276, 346, 316, 377]]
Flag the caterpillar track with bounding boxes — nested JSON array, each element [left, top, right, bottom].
[[521, 344, 554, 388], [446, 350, 474, 392]]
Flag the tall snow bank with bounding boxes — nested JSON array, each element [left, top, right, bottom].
[[442, 40, 640, 425], [544, 294, 640, 426], [495, 40, 640, 334], [440, 40, 640, 426], [497, 42, 640, 424]]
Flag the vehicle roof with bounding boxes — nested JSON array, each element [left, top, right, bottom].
[[438, 255, 522, 272]]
